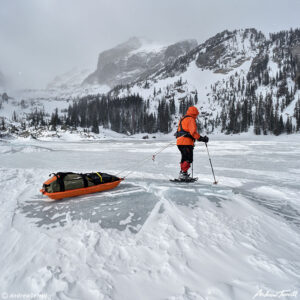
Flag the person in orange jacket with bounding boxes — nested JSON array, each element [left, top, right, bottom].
[[176, 106, 209, 180]]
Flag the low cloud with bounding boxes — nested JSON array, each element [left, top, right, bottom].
[[0, 0, 299, 89]]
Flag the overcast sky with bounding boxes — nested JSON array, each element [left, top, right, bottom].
[[0, 0, 300, 89]]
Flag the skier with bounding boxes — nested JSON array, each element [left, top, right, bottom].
[[176, 106, 209, 180]]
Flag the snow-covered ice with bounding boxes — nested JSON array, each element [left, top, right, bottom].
[[0, 137, 300, 299]]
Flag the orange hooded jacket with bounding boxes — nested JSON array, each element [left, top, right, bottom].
[[176, 106, 201, 146]]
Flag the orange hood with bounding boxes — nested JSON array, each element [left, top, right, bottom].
[[186, 106, 199, 119]]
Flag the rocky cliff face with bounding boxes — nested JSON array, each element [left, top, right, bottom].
[[83, 37, 197, 87], [108, 28, 300, 135], [150, 29, 266, 79], [196, 29, 265, 72]]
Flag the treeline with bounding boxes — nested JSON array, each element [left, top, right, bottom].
[[208, 28, 300, 135], [50, 94, 177, 134], [214, 94, 297, 135], [22, 88, 299, 136], [23, 93, 199, 135], [209, 68, 299, 135]]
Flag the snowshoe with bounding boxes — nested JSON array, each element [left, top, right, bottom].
[[170, 177, 198, 183], [178, 171, 190, 180]]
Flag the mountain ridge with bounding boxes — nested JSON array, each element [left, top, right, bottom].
[[82, 37, 197, 87], [1, 28, 300, 138]]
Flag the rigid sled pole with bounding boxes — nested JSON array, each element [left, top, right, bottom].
[[205, 143, 218, 184]]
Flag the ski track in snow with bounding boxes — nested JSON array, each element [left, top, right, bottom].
[[0, 138, 300, 300]]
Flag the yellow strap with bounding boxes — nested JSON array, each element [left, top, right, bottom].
[[96, 172, 103, 183]]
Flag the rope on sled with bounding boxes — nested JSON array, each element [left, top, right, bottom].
[[116, 140, 176, 179]]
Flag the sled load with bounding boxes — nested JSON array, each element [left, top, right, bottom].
[[41, 172, 123, 200]]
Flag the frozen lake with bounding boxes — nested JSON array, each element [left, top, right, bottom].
[[0, 137, 300, 299]]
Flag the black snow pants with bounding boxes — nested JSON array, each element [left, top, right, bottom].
[[177, 145, 194, 163]]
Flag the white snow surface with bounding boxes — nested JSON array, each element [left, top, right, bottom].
[[0, 137, 299, 299], [130, 40, 166, 55]]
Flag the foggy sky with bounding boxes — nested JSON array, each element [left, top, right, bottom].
[[0, 0, 300, 89]]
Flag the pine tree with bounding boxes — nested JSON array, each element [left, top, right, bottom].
[[50, 108, 60, 131], [169, 98, 176, 115], [279, 115, 284, 134], [294, 100, 300, 131], [285, 117, 293, 134], [0, 118, 5, 131], [91, 111, 99, 134], [12, 111, 18, 122], [194, 91, 198, 104], [241, 99, 248, 132], [254, 108, 261, 135]]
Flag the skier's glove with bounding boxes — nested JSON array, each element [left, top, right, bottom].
[[198, 136, 209, 143]]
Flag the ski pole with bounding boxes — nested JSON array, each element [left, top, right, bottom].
[[205, 143, 218, 184]]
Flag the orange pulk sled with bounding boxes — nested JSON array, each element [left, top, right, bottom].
[[40, 172, 123, 200]]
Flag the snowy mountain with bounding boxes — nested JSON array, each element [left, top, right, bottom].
[[108, 28, 300, 135], [1, 28, 300, 139], [83, 37, 197, 87], [111, 29, 266, 100], [148, 29, 265, 79]]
